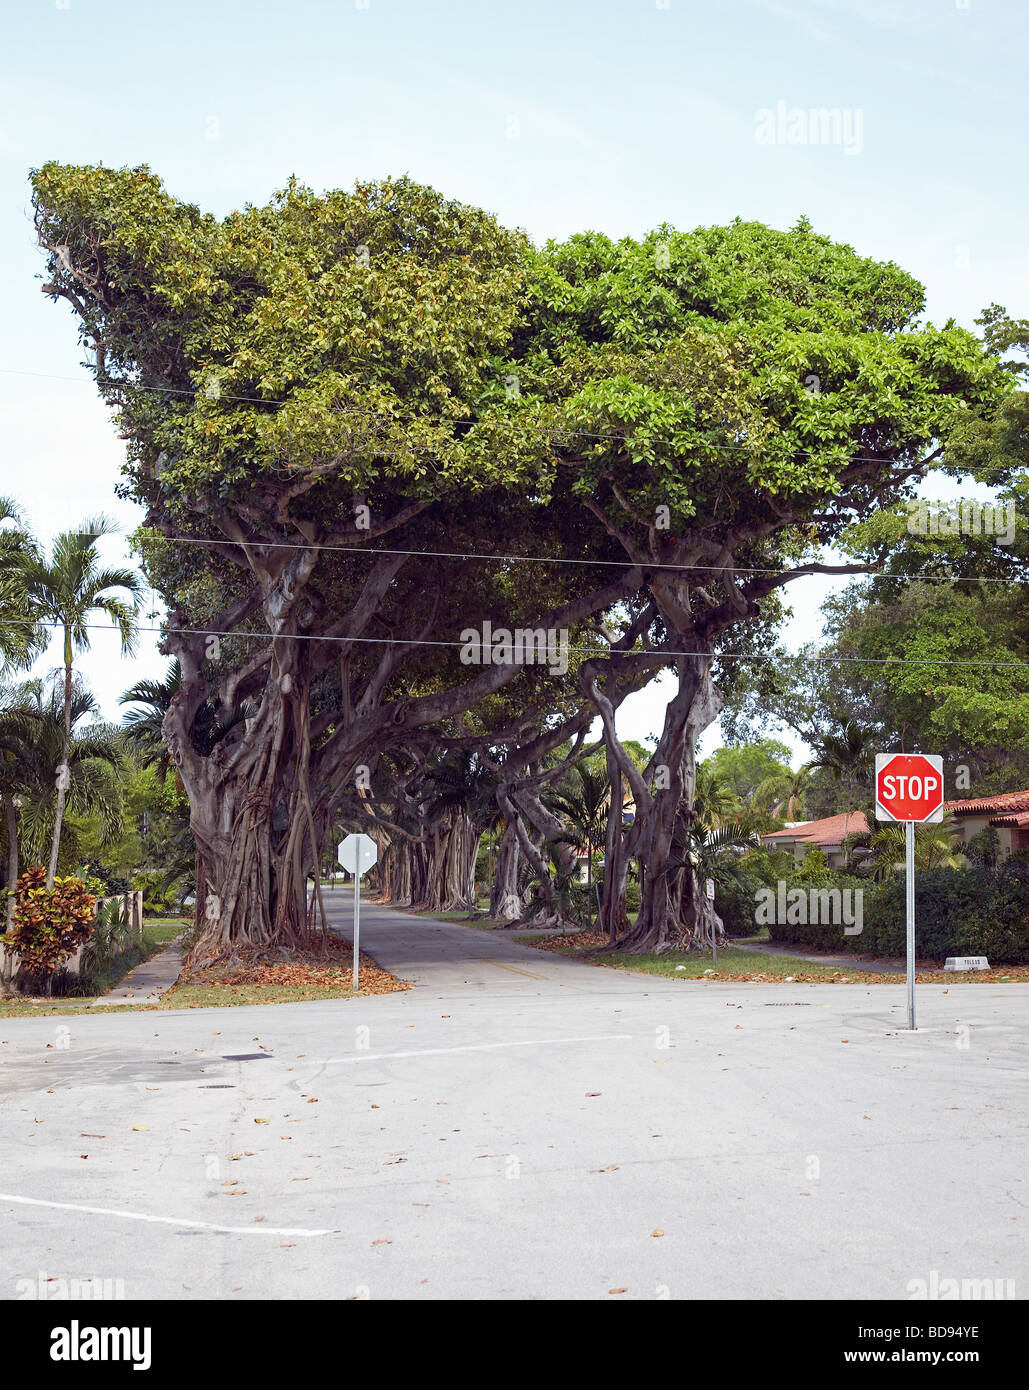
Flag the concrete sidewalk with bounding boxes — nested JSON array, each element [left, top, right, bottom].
[[92, 936, 185, 1006]]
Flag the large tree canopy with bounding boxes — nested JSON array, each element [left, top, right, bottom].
[[31, 163, 1012, 958], [504, 218, 1010, 947]]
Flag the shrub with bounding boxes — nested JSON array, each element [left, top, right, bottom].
[[624, 874, 641, 913], [3, 868, 97, 983], [863, 862, 1029, 964], [763, 874, 870, 951], [714, 876, 761, 937]]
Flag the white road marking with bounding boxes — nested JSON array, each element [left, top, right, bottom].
[[0, 1192, 336, 1237], [318, 1033, 635, 1064]]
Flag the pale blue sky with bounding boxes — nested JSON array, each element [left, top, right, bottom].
[[1, 0, 1025, 759]]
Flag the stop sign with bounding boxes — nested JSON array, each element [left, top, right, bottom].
[[875, 753, 945, 823]]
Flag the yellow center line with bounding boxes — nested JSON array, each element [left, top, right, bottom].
[[471, 956, 544, 980]]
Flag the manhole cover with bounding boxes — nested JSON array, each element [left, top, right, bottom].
[[764, 1002, 812, 1007], [222, 1053, 273, 1061], [199, 1084, 235, 1089]]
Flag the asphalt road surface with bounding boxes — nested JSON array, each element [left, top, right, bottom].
[[1, 893, 1026, 1300]]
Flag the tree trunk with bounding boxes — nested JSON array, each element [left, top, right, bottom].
[[46, 640, 73, 889], [4, 792, 17, 929], [176, 670, 323, 967], [490, 818, 522, 920], [597, 653, 724, 953]]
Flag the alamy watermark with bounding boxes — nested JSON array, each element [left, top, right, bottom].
[[754, 882, 863, 935], [906, 498, 1018, 546], [459, 621, 569, 677], [755, 101, 863, 156], [907, 1270, 1015, 1300]]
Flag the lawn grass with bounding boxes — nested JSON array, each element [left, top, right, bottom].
[[517, 932, 1029, 984]]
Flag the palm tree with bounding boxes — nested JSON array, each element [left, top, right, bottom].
[[693, 763, 741, 829], [0, 683, 39, 930], [804, 720, 874, 843], [121, 658, 255, 773], [853, 817, 963, 883], [13, 678, 123, 872], [120, 662, 180, 782], [20, 518, 140, 885], [547, 761, 612, 909], [753, 764, 813, 823]]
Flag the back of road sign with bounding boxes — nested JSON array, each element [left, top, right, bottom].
[[338, 833, 378, 876]]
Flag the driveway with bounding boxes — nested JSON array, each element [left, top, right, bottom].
[[0, 890, 1026, 1300]]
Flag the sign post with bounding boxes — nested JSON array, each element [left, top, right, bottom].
[[337, 833, 378, 991], [874, 753, 945, 1031]]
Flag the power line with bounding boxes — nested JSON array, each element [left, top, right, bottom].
[[14, 615, 1029, 671], [131, 529, 1029, 587]]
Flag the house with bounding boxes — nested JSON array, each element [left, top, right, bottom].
[[944, 790, 1029, 860], [760, 811, 870, 869]]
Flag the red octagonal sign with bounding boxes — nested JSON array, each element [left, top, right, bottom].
[[875, 753, 945, 823]]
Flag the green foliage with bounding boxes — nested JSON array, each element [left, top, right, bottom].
[[704, 740, 794, 802], [133, 870, 179, 915], [795, 845, 832, 884], [965, 825, 1001, 868], [862, 862, 1029, 964]]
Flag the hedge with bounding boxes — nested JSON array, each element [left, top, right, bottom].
[[766, 860, 1029, 964]]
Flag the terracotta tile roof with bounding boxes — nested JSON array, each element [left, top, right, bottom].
[[987, 809, 1029, 828], [762, 811, 869, 847], [945, 789, 1029, 816]]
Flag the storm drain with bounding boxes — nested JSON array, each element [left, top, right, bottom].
[[199, 1084, 236, 1089], [764, 1002, 812, 1006]]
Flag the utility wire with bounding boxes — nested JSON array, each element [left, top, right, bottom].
[[13, 615, 1029, 670], [127, 530, 1029, 587]]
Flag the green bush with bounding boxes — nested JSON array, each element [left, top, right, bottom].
[[713, 876, 761, 937], [624, 874, 641, 913], [861, 862, 1029, 964], [763, 874, 870, 951]]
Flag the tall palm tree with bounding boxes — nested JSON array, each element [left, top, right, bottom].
[[21, 518, 140, 885], [753, 764, 813, 822], [804, 720, 874, 843]]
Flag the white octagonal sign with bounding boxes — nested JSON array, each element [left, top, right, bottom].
[[338, 833, 378, 876]]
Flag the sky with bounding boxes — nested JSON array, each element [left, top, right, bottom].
[[1, 0, 1026, 765]]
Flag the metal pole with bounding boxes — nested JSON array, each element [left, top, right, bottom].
[[353, 867, 360, 993], [906, 819, 915, 1030]]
